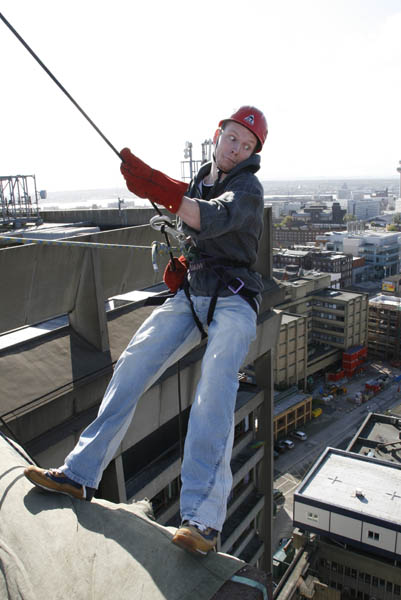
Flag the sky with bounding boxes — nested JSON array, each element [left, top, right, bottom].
[[1, 0, 401, 192]]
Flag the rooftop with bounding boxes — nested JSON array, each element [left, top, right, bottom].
[[297, 448, 401, 527], [370, 294, 401, 309]]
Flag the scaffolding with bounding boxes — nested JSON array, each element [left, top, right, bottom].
[[0, 175, 42, 228], [180, 139, 213, 181], [368, 295, 401, 363]]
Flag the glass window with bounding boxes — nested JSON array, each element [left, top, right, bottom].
[[394, 584, 401, 595], [372, 576, 378, 587], [351, 569, 357, 579]]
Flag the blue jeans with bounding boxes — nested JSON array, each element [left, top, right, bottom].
[[61, 290, 257, 531]]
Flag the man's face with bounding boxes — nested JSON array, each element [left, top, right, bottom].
[[214, 121, 258, 173]]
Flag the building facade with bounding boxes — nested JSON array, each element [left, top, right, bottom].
[[0, 207, 282, 572], [368, 294, 401, 363], [318, 230, 401, 280]]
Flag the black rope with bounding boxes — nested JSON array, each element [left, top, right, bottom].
[[177, 360, 184, 472], [0, 12, 176, 259]]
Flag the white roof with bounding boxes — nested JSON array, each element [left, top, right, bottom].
[[299, 449, 401, 526]]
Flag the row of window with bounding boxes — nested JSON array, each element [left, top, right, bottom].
[[313, 311, 345, 322], [312, 332, 344, 344], [319, 558, 401, 595], [313, 300, 345, 310], [312, 321, 345, 334]]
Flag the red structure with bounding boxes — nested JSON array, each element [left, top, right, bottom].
[[342, 346, 367, 378]]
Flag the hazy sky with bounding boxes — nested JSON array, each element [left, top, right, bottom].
[[1, 0, 401, 192]]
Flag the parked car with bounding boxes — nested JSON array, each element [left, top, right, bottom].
[[292, 430, 307, 441], [273, 488, 285, 507], [274, 440, 287, 453], [283, 439, 295, 449]]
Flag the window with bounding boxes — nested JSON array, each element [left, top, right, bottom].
[[368, 530, 380, 541], [372, 576, 378, 587], [307, 512, 319, 522], [387, 582, 393, 594], [394, 584, 401, 596]]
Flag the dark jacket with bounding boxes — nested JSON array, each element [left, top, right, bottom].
[[180, 154, 264, 297]]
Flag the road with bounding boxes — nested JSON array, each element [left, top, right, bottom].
[[272, 361, 401, 549]]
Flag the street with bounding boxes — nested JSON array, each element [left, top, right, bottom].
[[272, 360, 401, 549]]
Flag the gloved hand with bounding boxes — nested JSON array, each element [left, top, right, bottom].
[[120, 148, 188, 213], [163, 256, 188, 293]]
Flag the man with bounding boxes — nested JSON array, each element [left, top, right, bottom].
[[24, 106, 268, 556]]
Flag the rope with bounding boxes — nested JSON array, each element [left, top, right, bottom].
[[177, 360, 184, 471], [0, 12, 172, 249], [0, 235, 161, 250]]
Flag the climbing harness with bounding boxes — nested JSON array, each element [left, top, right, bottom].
[[181, 255, 259, 340]]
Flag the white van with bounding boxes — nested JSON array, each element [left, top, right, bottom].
[[292, 430, 307, 441]]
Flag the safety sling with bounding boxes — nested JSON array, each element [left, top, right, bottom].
[[182, 256, 259, 340]]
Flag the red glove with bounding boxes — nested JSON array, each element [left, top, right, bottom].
[[120, 148, 188, 213], [163, 256, 188, 293]]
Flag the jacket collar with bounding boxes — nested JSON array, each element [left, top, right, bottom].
[[195, 153, 261, 187]]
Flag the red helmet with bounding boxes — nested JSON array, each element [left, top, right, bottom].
[[219, 106, 268, 152]]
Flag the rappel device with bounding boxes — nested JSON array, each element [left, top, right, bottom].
[[0, 12, 177, 268]]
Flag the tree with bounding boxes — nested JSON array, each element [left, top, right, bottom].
[[280, 215, 293, 226]]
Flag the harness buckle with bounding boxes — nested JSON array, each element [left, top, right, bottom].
[[228, 278, 245, 294]]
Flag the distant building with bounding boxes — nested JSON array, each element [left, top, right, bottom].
[[337, 182, 351, 200], [381, 273, 401, 296], [274, 223, 347, 248], [368, 294, 401, 363], [345, 197, 381, 220], [318, 229, 401, 280], [275, 276, 368, 384], [273, 248, 352, 288], [273, 388, 312, 440]]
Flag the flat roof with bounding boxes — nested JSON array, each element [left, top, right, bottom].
[[297, 448, 401, 526], [274, 390, 311, 416], [314, 288, 362, 301], [370, 294, 401, 308]]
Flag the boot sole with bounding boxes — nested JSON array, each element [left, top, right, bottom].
[[24, 469, 86, 501], [171, 531, 211, 556]]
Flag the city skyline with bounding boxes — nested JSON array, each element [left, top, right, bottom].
[[1, 0, 401, 192]]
